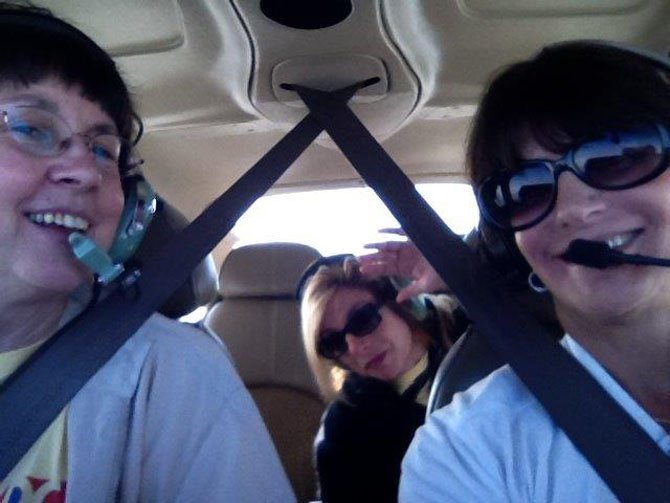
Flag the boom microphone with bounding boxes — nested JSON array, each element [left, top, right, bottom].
[[562, 239, 670, 269]]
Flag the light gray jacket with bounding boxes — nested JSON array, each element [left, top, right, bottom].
[[64, 313, 294, 502]]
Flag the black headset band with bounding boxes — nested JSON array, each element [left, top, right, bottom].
[[295, 253, 354, 300]]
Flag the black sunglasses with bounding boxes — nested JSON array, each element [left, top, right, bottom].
[[317, 302, 383, 360], [478, 124, 670, 231]]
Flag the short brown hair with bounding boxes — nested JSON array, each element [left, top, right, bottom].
[[467, 43, 670, 188]]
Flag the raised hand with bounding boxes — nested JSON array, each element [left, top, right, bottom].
[[358, 229, 447, 302]]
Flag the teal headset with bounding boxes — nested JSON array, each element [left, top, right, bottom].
[[69, 170, 157, 285], [0, 8, 157, 284]]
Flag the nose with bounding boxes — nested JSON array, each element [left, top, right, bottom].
[[552, 171, 606, 228], [345, 332, 372, 356], [47, 136, 102, 189]]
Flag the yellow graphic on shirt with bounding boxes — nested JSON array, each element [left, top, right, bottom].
[[0, 344, 68, 502]]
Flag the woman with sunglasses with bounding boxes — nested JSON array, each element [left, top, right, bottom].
[[0, 4, 293, 501], [362, 43, 670, 501], [299, 255, 461, 502]]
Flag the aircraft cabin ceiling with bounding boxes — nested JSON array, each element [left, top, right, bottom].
[[39, 0, 670, 220]]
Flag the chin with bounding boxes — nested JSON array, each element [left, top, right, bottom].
[[20, 264, 91, 296], [559, 295, 637, 325], [372, 367, 402, 382]]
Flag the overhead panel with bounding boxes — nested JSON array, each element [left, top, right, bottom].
[[38, 0, 184, 55], [230, 0, 440, 141], [460, 0, 647, 17]]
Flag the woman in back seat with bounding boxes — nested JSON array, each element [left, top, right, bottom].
[[299, 255, 461, 502]]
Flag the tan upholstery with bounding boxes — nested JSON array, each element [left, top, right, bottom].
[[204, 242, 324, 502]]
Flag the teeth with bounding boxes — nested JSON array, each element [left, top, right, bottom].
[[606, 234, 632, 250], [28, 212, 90, 231]]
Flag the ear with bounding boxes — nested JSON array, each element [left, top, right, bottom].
[[467, 223, 530, 289]]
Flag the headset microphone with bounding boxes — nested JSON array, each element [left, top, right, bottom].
[[68, 178, 158, 285], [562, 239, 670, 268], [68, 232, 125, 284]]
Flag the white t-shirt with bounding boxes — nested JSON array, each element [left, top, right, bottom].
[[399, 335, 670, 502]]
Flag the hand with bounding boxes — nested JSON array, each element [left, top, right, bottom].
[[358, 229, 448, 302]]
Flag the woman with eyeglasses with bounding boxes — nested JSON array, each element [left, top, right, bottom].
[[0, 3, 293, 501], [361, 43, 670, 501], [299, 255, 462, 502]]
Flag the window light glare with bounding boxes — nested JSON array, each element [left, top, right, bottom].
[[231, 183, 479, 256]]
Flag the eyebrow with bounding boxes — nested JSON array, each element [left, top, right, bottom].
[[1, 94, 58, 112], [0, 93, 118, 135]]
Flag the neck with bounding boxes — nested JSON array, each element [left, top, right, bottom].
[[558, 306, 670, 423], [0, 291, 69, 352], [403, 330, 430, 374]]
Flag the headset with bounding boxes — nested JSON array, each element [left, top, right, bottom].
[[69, 170, 157, 285], [474, 40, 670, 288], [0, 7, 158, 285]]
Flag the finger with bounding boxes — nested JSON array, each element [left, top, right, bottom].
[[396, 283, 423, 303], [358, 253, 405, 277], [377, 227, 407, 237], [363, 240, 409, 251], [357, 250, 393, 264], [358, 261, 399, 278]]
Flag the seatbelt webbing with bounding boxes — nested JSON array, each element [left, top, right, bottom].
[[293, 85, 670, 502]]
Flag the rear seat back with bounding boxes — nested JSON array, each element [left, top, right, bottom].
[[204, 242, 324, 502], [134, 199, 218, 318]]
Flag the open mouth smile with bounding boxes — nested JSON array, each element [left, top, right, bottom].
[[27, 211, 90, 232], [605, 230, 642, 250]]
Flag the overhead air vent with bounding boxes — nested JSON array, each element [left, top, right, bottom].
[[232, 0, 438, 141], [260, 0, 352, 30]]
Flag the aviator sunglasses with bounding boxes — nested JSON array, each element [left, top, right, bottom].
[[0, 104, 137, 171], [317, 301, 383, 360], [477, 123, 670, 231]]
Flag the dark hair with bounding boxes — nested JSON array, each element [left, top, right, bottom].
[[0, 2, 138, 145], [467, 42, 670, 187]]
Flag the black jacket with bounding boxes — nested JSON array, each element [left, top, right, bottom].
[[315, 347, 442, 502]]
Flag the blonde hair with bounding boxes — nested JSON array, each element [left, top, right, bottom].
[[300, 257, 456, 402]]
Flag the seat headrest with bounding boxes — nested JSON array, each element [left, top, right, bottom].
[[221, 243, 321, 298], [134, 199, 219, 318]]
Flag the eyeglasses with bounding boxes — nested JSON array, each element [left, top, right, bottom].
[[0, 104, 137, 171], [477, 124, 670, 231], [317, 302, 383, 360]]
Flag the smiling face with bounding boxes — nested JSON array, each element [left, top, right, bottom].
[[514, 137, 670, 324], [319, 286, 426, 381], [0, 78, 124, 298]]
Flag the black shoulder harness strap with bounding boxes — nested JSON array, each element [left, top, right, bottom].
[[1, 81, 668, 501]]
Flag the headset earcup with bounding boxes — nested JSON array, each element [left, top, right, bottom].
[[465, 225, 562, 336], [466, 223, 530, 290], [108, 176, 158, 264], [388, 276, 429, 320]]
